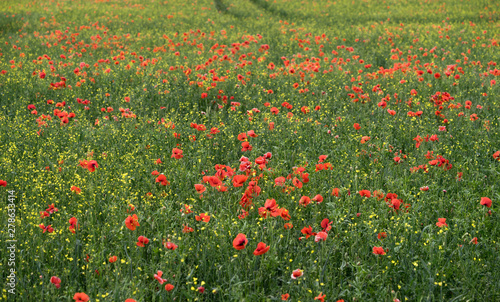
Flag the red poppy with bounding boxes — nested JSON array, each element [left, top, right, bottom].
[[291, 269, 303, 279], [292, 177, 303, 189], [360, 136, 371, 144], [50, 276, 61, 289], [299, 196, 311, 207], [165, 284, 175, 291], [480, 197, 492, 208], [0, 179, 6, 187], [332, 188, 340, 197], [86, 160, 98, 172], [275, 176, 286, 186], [436, 218, 448, 227], [136, 236, 150, 247], [163, 240, 178, 250], [194, 184, 206, 194], [125, 214, 140, 231], [156, 174, 170, 186], [68, 217, 78, 234], [314, 292, 326, 302], [70, 186, 81, 194], [470, 237, 478, 245], [73, 293, 90, 302], [315, 231, 328, 242], [232, 233, 248, 250], [281, 293, 290, 300], [300, 226, 315, 239], [284, 223, 293, 229], [493, 151, 500, 160], [247, 130, 258, 137], [241, 141, 252, 151], [253, 242, 270, 256], [359, 190, 371, 198], [377, 232, 387, 240], [154, 270, 167, 284], [313, 194, 323, 203], [232, 175, 248, 187], [125, 299, 137, 302], [182, 225, 194, 233], [372, 246, 386, 255], [195, 213, 211, 223], [353, 123, 361, 130], [109, 256, 117, 263], [39, 223, 54, 233], [321, 218, 332, 232], [171, 148, 183, 159]]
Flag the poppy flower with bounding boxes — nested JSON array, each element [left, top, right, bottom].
[[50, 276, 61, 289], [73, 293, 89, 302], [321, 218, 332, 232], [436, 218, 448, 227], [480, 197, 492, 208], [360, 136, 371, 144], [253, 242, 270, 256], [372, 246, 386, 255], [493, 151, 500, 160], [163, 240, 178, 250], [315, 231, 328, 242], [377, 232, 387, 240], [154, 270, 167, 284], [136, 236, 150, 247], [314, 292, 326, 302], [241, 141, 252, 151], [86, 160, 98, 172], [194, 184, 206, 194], [292, 177, 303, 189], [39, 223, 54, 233], [359, 190, 371, 198], [301, 226, 315, 239], [171, 148, 183, 159], [353, 123, 361, 130], [70, 186, 81, 194], [0, 179, 6, 187], [68, 217, 78, 234], [313, 194, 323, 203], [125, 214, 140, 231], [291, 269, 303, 279], [109, 256, 117, 263], [284, 223, 293, 229], [332, 188, 340, 197], [299, 196, 311, 207], [232, 233, 248, 250], [165, 284, 175, 291], [182, 225, 194, 233], [232, 175, 248, 187], [195, 213, 211, 223], [156, 174, 170, 186], [125, 299, 137, 302], [247, 130, 258, 137], [275, 176, 286, 186], [470, 237, 478, 245], [281, 293, 290, 300]]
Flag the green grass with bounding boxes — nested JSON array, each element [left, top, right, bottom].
[[0, 0, 499, 301]]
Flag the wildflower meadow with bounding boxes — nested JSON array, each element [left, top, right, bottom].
[[0, 0, 499, 301]]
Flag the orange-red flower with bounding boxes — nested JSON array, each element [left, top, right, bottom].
[[69, 217, 78, 233], [125, 214, 140, 231], [109, 256, 117, 263], [480, 197, 492, 208], [71, 186, 81, 194], [253, 242, 270, 256], [359, 190, 371, 198], [332, 187, 340, 197], [436, 218, 448, 227], [315, 231, 328, 242], [372, 246, 386, 255], [165, 284, 175, 291], [171, 148, 183, 159], [291, 269, 303, 279], [232, 175, 248, 187], [195, 213, 211, 223], [194, 184, 206, 194], [281, 293, 290, 300], [50, 276, 61, 289], [156, 174, 170, 186], [73, 293, 89, 302], [232, 233, 248, 250], [136, 236, 149, 247], [314, 292, 326, 302]]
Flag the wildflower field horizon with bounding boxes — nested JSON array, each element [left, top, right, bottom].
[[0, 0, 499, 301]]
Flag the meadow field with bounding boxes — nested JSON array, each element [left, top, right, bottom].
[[0, 0, 499, 301]]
